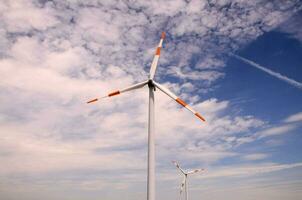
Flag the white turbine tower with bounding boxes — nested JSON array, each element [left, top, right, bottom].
[[172, 161, 204, 200], [87, 32, 206, 200]]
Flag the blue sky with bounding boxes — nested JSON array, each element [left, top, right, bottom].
[[0, 1, 302, 200]]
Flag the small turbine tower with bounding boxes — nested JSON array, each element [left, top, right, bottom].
[[87, 32, 206, 200], [172, 161, 204, 200]]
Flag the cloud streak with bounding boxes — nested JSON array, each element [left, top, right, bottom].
[[232, 54, 302, 89], [202, 162, 302, 179], [284, 112, 302, 123]]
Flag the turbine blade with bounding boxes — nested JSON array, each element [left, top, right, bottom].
[[86, 80, 148, 104], [187, 168, 204, 174], [172, 160, 186, 174], [153, 81, 206, 122], [149, 32, 166, 79]]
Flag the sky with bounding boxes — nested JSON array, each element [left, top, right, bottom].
[[0, 0, 302, 200]]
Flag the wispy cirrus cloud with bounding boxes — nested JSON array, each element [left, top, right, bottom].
[[256, 124, 298, 139], [284, 112, 302, 123], [242, 153, 269, 161], [279, 11, 302, 43], [203, 162, 302, 179]]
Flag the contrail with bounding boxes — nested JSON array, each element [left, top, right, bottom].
[[231, 54, 302, 89]]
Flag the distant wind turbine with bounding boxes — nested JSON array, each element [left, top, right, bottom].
[[231, 53, 302, 89], [87, 32, 206, 200], [172, 161, 204, 200]]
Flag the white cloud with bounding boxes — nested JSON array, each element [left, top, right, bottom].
[[166, 66, 224, 82], [1, 0, 58, 32], [242, 153, 268, 161], [203, 162, 302, 179], [196, 55, 226, 69], [186, 0, 207, 14], [279, 11, 302, 43], [256, 124, 297, 139], [284, 112, 302, 123], [11, 36, 45, 64]]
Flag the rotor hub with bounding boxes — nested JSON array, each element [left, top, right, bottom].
[[148, 79, 154, 88]]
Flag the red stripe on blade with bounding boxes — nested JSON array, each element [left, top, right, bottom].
[[155, 47, 161, 55], [195, 113, 206, 122], [108, 90, 120, 97], [176, 98, 187, 107], [87, 98, 98, 104]]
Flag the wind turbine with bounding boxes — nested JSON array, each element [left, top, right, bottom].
[[172, 161, 204, 200], [87, 32, 206, 200]]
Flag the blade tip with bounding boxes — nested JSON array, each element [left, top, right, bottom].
[[87, 98, 98, 104], [161, 32, 166, 39], [195, 113, 206, 122]]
